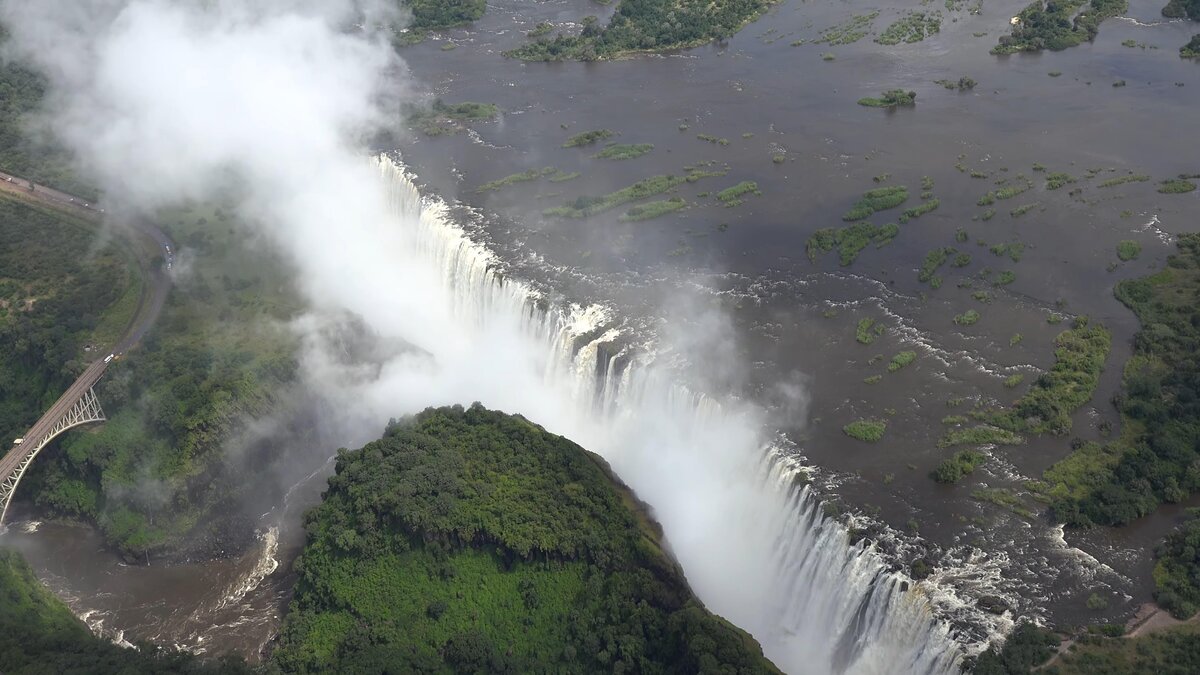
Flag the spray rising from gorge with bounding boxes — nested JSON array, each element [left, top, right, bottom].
[[2, 1, 973, 672]]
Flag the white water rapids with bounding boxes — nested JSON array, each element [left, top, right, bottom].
[[349, 154, 967, 675]]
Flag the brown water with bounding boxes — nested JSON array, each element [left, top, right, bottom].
[[4, 0, 1199, 663]]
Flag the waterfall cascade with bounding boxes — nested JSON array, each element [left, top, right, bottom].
[[373, 155, 969, 675]]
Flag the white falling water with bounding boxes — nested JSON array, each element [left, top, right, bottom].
[[370, 154, 966, 675]]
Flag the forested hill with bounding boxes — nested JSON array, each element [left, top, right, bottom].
[[274, 404, 782, 673]]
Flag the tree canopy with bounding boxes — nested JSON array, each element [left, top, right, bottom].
[[274, 404, 781, 674]]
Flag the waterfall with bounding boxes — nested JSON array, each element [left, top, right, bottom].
[[371, 154, 967, 675]]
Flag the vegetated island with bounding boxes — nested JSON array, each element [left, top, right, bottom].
[[504, 0, 776, 61], [405, 99, 499, 136], [857, 89, 917, 108], [1183, 34, 1200, 58], [392, 0, 487, 45], [273, 404, 781, 673], [992, 0, 1128, 54], [1034, 234, 1200, 527]]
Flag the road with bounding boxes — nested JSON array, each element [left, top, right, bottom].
[[0, 169, 174, 352], [0, 170, 175, 508]]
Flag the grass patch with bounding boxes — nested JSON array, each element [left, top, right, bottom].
[[716, 181, 761, 207], [1116, 240, 1142, 261], [888, 351, 917, 372], [990, 242, 1026, 262], [918, 247, 955, 285], [408, 100, 499, 135], [812, 11, 879, 45], [939, 425, 1024, 448], [543, 174, 687, 218], [843, 419, 887, 442], [899, 198, 940, 223], [876, 11, 942, 45], [476, 168, 546, 193], [971, 488, 1036, 518], [1158, 178, 1197, 194], [931, 449, 986, 483], [1046, 172, 1075, 189], [856, 317, 885, 344], [857, 89, 917, 108], [954, 309, 981, 326], [806, 222, 899, 265], [563, 129, 615, 147], [1010, 202, 1039, 218], [594, 143, 654, 160], [1097, 174, 1150, 188], [620, 197, 686, 222], [991, 319, 1111, 435], [843, 186, 909, 221]]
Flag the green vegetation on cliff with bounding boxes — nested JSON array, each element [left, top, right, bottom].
[[0, 548, 247, 673], [0, 197, 138, 449], [506, 0, 775, 61], [1040, 235, 1200, 526], [24, 206, 300, 558], [1046, 623, 1200, 674], [1152, 509, 1200, 619], [274, 404, 780, 674]]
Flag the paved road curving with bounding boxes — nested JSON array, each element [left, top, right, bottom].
[[0, 170, 175, 478]]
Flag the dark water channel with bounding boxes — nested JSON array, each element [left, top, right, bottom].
[[3, 0, 1199, 663]]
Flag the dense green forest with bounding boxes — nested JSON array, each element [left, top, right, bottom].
[[992, 0, 1128, 54], [0, 547, 253, 674], [18, 205, 301, 558], [507, 0, 774, 60], [403, 0, 486, 30], [1152, 509, 1200, 619], [0, 196, 136, 450], [1046, 623, 1200, 674], [274, 404, 781, 673], [1041, 234, 1200, 527], [1163, 0, 1200, 19], [970, 620, 1200, 674], [1183, 33, 1200, 57]]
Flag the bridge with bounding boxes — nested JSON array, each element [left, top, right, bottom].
[[0, 169, 173, 525], [0, 359, 110, 522]]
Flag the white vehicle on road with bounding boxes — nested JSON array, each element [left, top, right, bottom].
[[104, 353, 115, 364]]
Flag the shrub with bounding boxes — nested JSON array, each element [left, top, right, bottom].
[[888, 351, 917, 372], [931, 450, 986, 483], [844, 419, 887, 442], [1116, 240, 1141, 261]]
